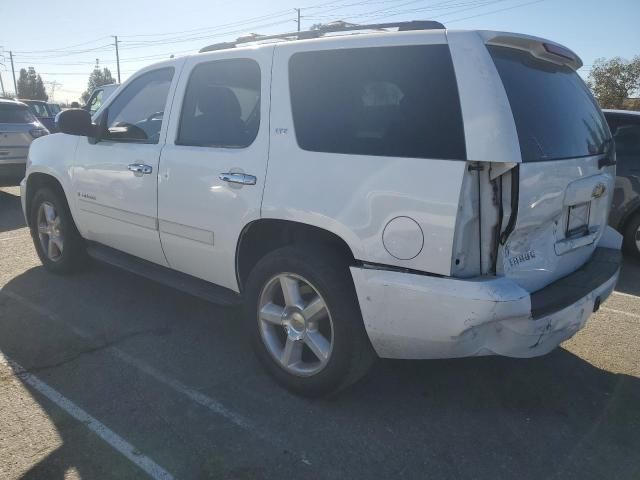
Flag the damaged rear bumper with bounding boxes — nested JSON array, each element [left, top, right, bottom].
[[350, 247, 621, 359]]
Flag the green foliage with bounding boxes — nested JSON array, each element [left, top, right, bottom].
[[587, 56, 640, 109], [16, 67, 48, 100], [81, 63, 116, 103]]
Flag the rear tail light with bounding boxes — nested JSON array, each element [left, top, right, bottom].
[[542, 42, 576, 62], [30, 128, 49, 138]]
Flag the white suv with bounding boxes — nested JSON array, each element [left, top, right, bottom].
[[21, 22, 622, 396]]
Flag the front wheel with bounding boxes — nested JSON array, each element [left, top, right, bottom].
[[29, 187, 86, 274], [244, 245, 375, 397]]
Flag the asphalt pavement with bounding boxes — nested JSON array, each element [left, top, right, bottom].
[[1, 185, 639, 480]]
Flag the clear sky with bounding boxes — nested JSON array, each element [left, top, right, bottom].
[[1, 0, 638, 103]]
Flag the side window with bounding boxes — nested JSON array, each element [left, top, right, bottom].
[[89, 90, 103, 114], [177, 58, 260, 148], [288, 45, 466, 160], [104, 68, 174, 144]]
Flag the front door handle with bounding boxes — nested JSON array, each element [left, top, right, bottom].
[[128, 163, 153, 176], [219, 172, 257, 185]]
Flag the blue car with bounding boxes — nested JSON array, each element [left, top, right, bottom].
[[20, 99, 57, 132]]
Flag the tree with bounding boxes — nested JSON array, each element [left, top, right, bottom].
[[587, 56, 640, 109], [16, 67, 48, 100], [81, 62, 115, 103]]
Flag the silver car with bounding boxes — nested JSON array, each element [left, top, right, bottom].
[[0, 98, 49, 186]]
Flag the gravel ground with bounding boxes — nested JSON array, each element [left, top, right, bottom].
[[1, 185, 639, 480]]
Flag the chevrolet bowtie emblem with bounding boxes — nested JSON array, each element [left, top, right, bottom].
[[592, 183, 606, 199]]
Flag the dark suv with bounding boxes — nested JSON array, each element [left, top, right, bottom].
[[604, 109, 640, 258]]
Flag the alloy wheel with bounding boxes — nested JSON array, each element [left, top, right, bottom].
[[37, 201, 64, 262], [257, 273, 334, 377]]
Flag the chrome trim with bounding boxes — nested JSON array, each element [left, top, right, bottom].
[[127, 163, 153, 175], [219, 172, 257, 185]]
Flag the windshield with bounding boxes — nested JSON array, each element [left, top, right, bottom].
[[48, 104, 61, 115], [26, 102, 52, 117], [0, 104, 37, 123], [489, 45, 611, 162]]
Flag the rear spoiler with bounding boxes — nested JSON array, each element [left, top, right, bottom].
[[479, 31, 583, 71]]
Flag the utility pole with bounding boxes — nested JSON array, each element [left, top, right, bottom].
[[0, 48, 5, 96], [9, 51, 17, 96], [295, 8, 301, 32], [112, 35, 121, 83]]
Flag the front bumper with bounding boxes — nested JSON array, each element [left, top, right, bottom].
[[351, 246, 621, 360]]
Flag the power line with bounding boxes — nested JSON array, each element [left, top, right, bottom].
[[11, 36, 111, 54], [445, 0, 545, 23]]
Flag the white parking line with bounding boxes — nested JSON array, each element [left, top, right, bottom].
[[0, 352, 174, 480], [0, 234, 29, 242], [0, 289, 253, 431], [602, 307, 640, 321], [612, 291, 640, 300]]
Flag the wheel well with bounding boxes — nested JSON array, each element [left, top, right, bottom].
[[236, 219, 355, 291], [25, 173, 66, 222], [621, 205, 640, 231]]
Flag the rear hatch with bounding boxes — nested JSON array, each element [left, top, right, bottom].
[[487, 39, 614, 292], [0, 103, 38, 164]]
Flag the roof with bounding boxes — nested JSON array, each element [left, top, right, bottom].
[[200, 20, 445, 53], [603, 109, 640, 117], [19, 99, 47, 104], [0, 98, 27, 107]]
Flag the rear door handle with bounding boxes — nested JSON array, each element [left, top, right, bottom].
[[128, 163, 153, 175], [219, 172, 257, 185]]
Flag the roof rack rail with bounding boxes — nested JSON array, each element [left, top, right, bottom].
[[199, 20, 445, 53]]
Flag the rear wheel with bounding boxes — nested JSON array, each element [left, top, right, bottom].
[[244, 245, 375, 396], [623, 213, 640, 260], [29, 187, 86, 273]]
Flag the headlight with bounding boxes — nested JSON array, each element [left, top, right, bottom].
[[30, 128, 49, 139]]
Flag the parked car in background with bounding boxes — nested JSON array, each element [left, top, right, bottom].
[[604, 109, 640, 258], [22, 23, 622, 395], [83, 83, 120, 115], [48, 103, 62, 116], [20, 99, 57, 132], [0, 98, 48, 186]]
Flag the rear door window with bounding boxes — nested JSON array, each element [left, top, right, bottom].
[[488, 45, 610, 162], [288, 45, 466, 160], [0, 104, 36, 123]]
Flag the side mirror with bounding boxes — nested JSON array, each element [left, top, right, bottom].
[[56, 109, 93, 136]]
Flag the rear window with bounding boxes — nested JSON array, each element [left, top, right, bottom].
[[489, 45, 610, 162], [0, 104, 36, 123], [288, 45, 466, 160]]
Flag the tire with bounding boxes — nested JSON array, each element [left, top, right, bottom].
[[244, 244, 376, 397], [623, 213, 640, 260], [29, 186, 86, 274]]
